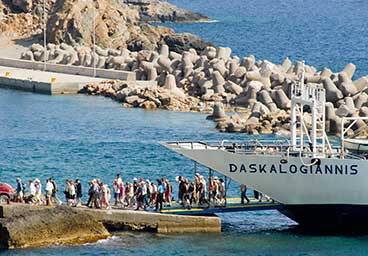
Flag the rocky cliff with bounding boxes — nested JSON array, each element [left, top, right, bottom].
[[0, 0, 210, 52], [124, 0, 210, 23]]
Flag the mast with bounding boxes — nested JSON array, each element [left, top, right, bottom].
[[290, 61, 330, 158]]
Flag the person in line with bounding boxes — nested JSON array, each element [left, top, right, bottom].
[[15, 178, 25, 203], [213, 176, 219, 205], [218, 178, 226, 206], [164, 179, 171, 207], [208, 176, 214, 204], [28, 179, 36, 204], [144, 179, 151, 207], [86, 181, 94, 207], [141, 180, 148, 209], [177, 176, 185, 205], [45, 178, 54, 206], [64, 179, 70, 204], [150, 181, 157, 207], [119, 180, 126, 208], [75, 179, 82, 206], [125, 182, 134, 208], [51, 178, 62, 205], [254, 190, 263, 202], [132, 178, 138, 206], [34, 179, 42, 205], [189, 181, 196, 206], [183, 179, 191, 209], [70, 180, 77, 206], [90, 179, 101, 209], [116, 174, 122, 185], [102, 183, 111, 209], [155, 179, 164, 211], [113, 179, 121, 206], [240, 184, 250, 204], [135, 183, 144, 210]]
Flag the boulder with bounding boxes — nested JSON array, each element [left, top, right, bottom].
[[320, 68, 333, 78], [216, 47, 231, 60], [211, 71, 225, 94], [281, 57, 292, 72], [354, 76, 368, 91], [224, 81, 243, 95], [354, 93, 368, 109], [335, 104, 354, 117], [325, 102, 336, 120], [342, 63, 356, 80], [240, 55, 255, 70], [337, 72, 358, 96], [140, 100, 157, 110], [163, 33, 211, 53], [272, 89, 290, 110], [163, 74, 186, 98], [206, 102, 227, 121], [159, 44, 169, 58], [360, 107, 368, 117], [0, 205, 109, 249], [322, 78, 343, 103]]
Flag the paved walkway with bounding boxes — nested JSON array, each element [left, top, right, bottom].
[[0, 65, 106, 84]]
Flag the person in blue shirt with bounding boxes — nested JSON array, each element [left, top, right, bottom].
[[155, 179, 164, 211]]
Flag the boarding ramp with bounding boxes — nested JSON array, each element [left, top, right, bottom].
[[158, 197, 282, 215]]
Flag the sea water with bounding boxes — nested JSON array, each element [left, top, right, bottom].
[[2, 0, 368, 254], [1, 90, 368, 255], [167, 0, 368, 79]]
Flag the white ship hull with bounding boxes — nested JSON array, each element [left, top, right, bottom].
[[163, 142, 368, 229]]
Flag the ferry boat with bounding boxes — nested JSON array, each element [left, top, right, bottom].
[[163, 63, 368, 230]]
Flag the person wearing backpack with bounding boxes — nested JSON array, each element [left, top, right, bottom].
[[51, 178, 62, 205]]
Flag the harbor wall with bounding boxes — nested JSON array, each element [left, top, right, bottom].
[[0, 57, 136, 81], [0, 76, 81, 94]]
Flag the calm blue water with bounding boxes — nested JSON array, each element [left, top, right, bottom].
[[2, 0, 368, 254], [1, 89, 368, 255], [166, 0, 368, 79]]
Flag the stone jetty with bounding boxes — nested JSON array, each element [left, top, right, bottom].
[[0, 204, 221, 250], [20, 41, 368, 137]]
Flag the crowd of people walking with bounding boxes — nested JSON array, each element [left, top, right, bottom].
[[12, 173, 269, 211]]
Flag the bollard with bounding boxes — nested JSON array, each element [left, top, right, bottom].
[[51, 77, 57, 83], [5, 71, 10, 77]]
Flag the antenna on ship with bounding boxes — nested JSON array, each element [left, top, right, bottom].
[[290, 61, 332, 158]]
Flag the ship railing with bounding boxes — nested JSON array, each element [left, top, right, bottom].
[[163, 140, 367, 160]]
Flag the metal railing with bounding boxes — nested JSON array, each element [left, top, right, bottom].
[[164, 139, 367, 160]]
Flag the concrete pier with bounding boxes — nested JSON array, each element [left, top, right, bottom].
[[0, 58, 157, 94], [0, 204, 221, 249], [0, 66, 106, 94]]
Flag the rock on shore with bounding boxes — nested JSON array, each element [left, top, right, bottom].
[[20, 42, 368, 137], [0, 205, 109, 249], [123, 0, 210, 23], [0, 0, 210, 52]]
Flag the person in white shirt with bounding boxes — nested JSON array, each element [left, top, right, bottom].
[[45, 178, 54, 206], [34, 179, 42, 205], [29, 180, 36, 196]]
